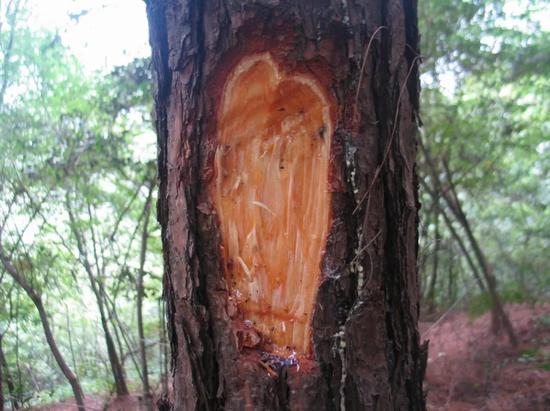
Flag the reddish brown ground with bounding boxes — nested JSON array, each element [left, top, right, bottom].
[[422, 303, 550, 411], [34, 304, 549, 410], [31, 393, 159, 410]]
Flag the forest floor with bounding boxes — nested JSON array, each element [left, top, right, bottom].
[[29, 393, 155, 410], [32, 303, 549, 411], [422, 302, 550, 410]]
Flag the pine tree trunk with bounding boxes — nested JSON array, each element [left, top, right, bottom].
[[146, 1, 426, 409]]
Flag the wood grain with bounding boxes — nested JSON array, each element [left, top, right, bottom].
[[212, 53, 333, 356]]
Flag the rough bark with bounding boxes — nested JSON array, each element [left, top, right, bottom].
[[147, 0, 425, 410]]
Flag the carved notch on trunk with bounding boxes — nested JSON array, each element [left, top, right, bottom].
[[211, 53, 333, 356]]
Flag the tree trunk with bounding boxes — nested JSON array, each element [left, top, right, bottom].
[[101, 316, 129, 396], [84, 263, 129, 398], [0, 247, 85, 410], [137, 180, 155, 411], [449, 196, 517, 344], [426, 207, 440, 313], [65, 198, 129, 397], [441, 163, 517, 345], [447, 245, 456, 303], [418, 138, 517, 346], [159, 298, 168, 394], [33, 297, 86, 410], [421, 179, 486, 293], [1, 334, 19, 410], [146, 1, 426, 410], [1, 334, 4, 411]]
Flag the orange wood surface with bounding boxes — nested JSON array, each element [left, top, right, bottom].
[[211, 53, 333, 356]]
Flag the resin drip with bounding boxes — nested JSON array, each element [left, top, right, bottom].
[[212, 53, 333, 356]]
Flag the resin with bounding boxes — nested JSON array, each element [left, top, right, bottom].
[[212, 53, 333, 355]]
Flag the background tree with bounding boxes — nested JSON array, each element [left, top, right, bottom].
[[0, 1, 164, 407], [0, 0, 547, 409], [417, 0, 549, 324]]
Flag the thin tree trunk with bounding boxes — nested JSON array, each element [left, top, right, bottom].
[[419, 136, 517, 346], [0, 333, 5, 411], [1, 334, 3, 411], [64, 306, 78, 375], [421, 174, 490, 294], [447, 245, 456, 303], [137, 180, 154, 411], [440, 161, 517, 345], [427, 207, 440, 312], [101, 316, 129, 396], [0, 335, 19, 410], [105, 296, 143, 383], [418, 201, 435, 300], [89, 272, 129, 398], [159, 298, 168, 395], [147, 0, 426, 409], [0, 247, 85, 410], [13, 298, 22, 408], [107, 306, 132, 377], [65, 197, 129, 396]]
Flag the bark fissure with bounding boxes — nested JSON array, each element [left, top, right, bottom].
[[147, 1, 425, 409]]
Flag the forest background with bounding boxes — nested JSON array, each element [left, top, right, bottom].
[[0, 0, 548, 409]]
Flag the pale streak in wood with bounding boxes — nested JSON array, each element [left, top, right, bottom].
[[211, 53, 333, 355]]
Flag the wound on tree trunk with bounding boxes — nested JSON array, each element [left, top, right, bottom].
[[146, 0, 426, 410], [212, 53, 333, 356]]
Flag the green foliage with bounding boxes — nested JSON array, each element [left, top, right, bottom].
[[0, 1, 164, 404], [467, 293, 493, 318], [467, 283, 531, 318], [0, 0, 548, 406], [418, 0, 549, 311]]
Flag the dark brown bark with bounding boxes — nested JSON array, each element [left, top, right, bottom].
[[0, 246, 85, 410], [147, 0, 425, 410]]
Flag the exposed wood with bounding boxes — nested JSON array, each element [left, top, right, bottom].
[[212, 53, 333, 356], [147, 0, 425, 409]]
